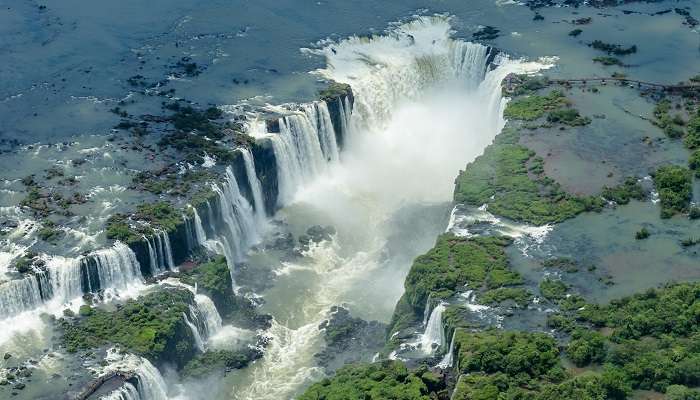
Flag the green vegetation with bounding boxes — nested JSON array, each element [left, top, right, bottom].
[[503, 90, 568, 121], [546, 283, 700, 395], [298, 361, 441, 400], [180, 257, 232, 312], [542, 257, 579, 273], [37, 220, 62, 243], [133, 169, 214, 196], [686, 113, 700, 149], [566, 330, 607, 367], [454, 127, 603, 225], [480, 287, 532, 306], [635, 227, 650, 240], [546, 108, 591, 126], [539, 278, 568, 301], [135, 201, 182, 231], [589, 40, 637, 56], [652, 165, 693, 218], [106, 201, 181, 242], [601, 177, 645, 205], [180, 256, 271, 329], [105, 214, 143, 243], [654, 100, 687, 138], [689, 150, 700, 176], [60, 288, 196, 366], [504, 74, 549, 96], [319, 82, 352, 102], [448, 330, 629, 400], [159, 131, 236, 162], [388, 234, 517, 336], [593, 56, 624, 66], [182, 348, 262, 379]]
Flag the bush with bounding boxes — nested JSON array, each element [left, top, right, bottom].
[[539, 279, 568, 301], [547, 108, 591, 126], [298, 361, 435, 400], [635, 227, 650, 240], [504, 91, 568, 121], [454, 128, 603, 225], [601, 177, 645, 205], [689, 150, 700, 176], [653, 165, 692, 218], [566, 330, 607, 367]]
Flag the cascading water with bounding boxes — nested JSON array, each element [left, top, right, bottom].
[[145, 231, 175, 275], [185, 293, 224, 351], [437, 332, 456, 369], [420, 302, 446, 355], [262, 100, 345, 205], [239, 147, 268, 225], [184, 311, 206, 352], [195, 293, 223, 337], [213, 166, 260, 264], [100, 383, 140, 400], [0, 242, 146, 345], [227, 16, 552, 400], [0, 276, 45, 317], [99, 349, 169, 400]]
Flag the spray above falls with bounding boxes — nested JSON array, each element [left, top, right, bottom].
[[229, 15, 553, 400]]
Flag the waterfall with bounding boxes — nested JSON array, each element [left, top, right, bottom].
[[183, 311, 206, 352], [239, 147, 268, 224], [215, 166, 260, 262], [422, 295, 432, 326], [266, 101, 342, 205], [420, 303, 445, 355], [205, 200, 217, 235], [101, 383, 140, 400], [146, 231, 175, 275], [0, 276, 45, 317], [313, 102, 340, 163], [0, 242, 143, 320], [101, 349, 169, 400], [162, 232, 174, 271], [166, 277, 224, 352], [85, 242, 143, 294], [145, 237, 158, 276], [437, 332, 456, 369], [194, 293, 223, 338]]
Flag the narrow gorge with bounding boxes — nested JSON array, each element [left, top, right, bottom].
[[1, 2, 699, 400]]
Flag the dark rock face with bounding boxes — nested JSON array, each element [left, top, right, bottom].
[[298, 225, 335, 248], [314, 306, 387, 372], [325, 90, 354, 150], [251, 139, 279, 215]]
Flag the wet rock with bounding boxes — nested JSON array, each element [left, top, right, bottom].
[[3, 353, 11, 360], [299, 225, 336, 247], [315, 306, 386, 372], [268, 231, 295, 251]]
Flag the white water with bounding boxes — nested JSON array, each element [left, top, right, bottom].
[[437, 332, 456, 369], [194, 293, 224, 340], [239, 147, 268, 225], [184, 311, 207, 352], [0, 242, 147, 345], [213, 166, 261, 265], [145, 231, 176, 275], [101, 383, 141, 400], [228, 16, 552, 400], [99, 349, 169, 400], [420, 303, 446, 356], [263, 100, 346, 205]]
